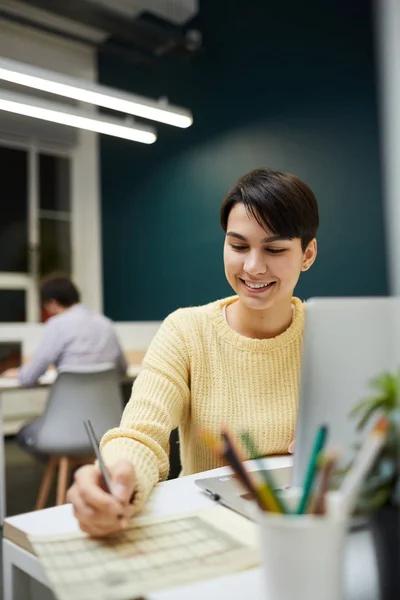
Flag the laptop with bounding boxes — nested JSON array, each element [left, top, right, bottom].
[[195, 296, 399, 517], [0, 341, 22, 374]]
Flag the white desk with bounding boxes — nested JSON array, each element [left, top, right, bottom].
[[0, 366, 141, 524], [2, 457, 380, 600]]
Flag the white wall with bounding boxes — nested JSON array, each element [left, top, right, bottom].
[[114, 322, 161, 350], [0, 322, 161, 357], [0, 18, 103, 312], [375, 0, 400, 294]]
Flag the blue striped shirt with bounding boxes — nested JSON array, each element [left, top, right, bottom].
[[19, 304, 127, 386]]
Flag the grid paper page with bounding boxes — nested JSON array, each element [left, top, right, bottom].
[[29, 507, 259, 600]]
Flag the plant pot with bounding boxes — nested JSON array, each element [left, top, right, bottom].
[[369, 503, 400, 599]]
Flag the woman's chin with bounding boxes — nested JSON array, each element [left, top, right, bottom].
[[237, 293, 277, 312]]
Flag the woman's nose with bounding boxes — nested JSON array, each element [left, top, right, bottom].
[[244, 252, 268, 276]]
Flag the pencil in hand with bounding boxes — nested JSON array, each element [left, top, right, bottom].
[[83, 419, 113, 493]]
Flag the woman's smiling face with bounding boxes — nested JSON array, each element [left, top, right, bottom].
[[223, 203, 316, 311]]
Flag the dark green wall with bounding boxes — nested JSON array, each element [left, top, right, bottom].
[[99, 0, 387, 321]]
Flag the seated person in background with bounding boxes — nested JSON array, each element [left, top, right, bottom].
[[2, 274, 127, 386], [68, 168, 319, 537]]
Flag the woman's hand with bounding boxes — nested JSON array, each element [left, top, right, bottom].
[[66, 459, 136, 537], [288, 440, 295, 453]]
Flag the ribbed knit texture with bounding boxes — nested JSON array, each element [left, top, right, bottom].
[[100, 295, 305, 513]]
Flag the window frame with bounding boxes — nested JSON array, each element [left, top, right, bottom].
[[0, 136, 73, 322]]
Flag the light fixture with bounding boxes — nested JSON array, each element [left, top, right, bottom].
[[0, 57, 193, 128], [0, 89, 157, 144]]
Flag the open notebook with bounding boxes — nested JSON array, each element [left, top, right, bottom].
[[5, 505, 259, 600]]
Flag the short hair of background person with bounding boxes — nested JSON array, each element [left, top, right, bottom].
[[40, 274, 80, 309]]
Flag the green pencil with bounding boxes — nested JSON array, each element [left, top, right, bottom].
[[296, 424, 328, 515], [240, 430, 289, 514]]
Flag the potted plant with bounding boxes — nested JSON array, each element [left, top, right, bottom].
[[350, 369, 400, 599]]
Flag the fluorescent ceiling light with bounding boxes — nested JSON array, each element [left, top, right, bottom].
[[0, 57, 193, 128], [0, 89, 157, 144]]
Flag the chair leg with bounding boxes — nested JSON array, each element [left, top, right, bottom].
[[56, 456, 71, 506], [36, 457, 58, 511], [67, 456, 95, 488], [70, 455, 95, 469]]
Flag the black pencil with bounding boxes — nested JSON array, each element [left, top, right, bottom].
[[83, 419, 113, 493]]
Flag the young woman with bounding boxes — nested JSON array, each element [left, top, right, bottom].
[[67, 168, 319, 536]]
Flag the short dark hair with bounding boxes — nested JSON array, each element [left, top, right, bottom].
[[220, 168, 319, 250], [40, 274, 80, 307]]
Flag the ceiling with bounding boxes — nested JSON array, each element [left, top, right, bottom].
[[88, 0, 198, 24], [0, 0, 201, 66]]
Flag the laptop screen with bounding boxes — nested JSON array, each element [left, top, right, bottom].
[[0, 341, 22, 374]]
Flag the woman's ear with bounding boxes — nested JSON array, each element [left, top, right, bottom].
[[302, 238, 317, 271]]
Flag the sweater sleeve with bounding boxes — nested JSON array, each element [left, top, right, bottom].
[[100, 311, 190, 514]]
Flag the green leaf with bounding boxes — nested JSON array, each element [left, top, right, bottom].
[[357, 487, 393, 513], [366, 372, 399, 406], [350, 395, 386, 421], [351, 401, 389, 432], [344, 368, 400, 514]]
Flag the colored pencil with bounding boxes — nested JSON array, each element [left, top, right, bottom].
[[220, 430, 268, 511], [307, 452, 337, 515], [83, 419, 112, 493], [240, 430, 288, 514], [198, 428, 224, 454], [296, 424, 328, 515], [222, 429, 286, 513], [339, 415, 389, 515]]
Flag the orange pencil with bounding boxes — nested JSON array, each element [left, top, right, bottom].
[[307, 452, 337, 515], [199, 428, 224, 454]]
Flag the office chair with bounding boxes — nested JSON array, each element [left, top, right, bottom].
[[20, 364, 124, 510]]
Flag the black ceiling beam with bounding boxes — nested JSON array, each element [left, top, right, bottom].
[[19, 0, 188, 53], [97, 41, 157, 68]]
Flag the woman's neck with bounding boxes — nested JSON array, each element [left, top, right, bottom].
[[226, 298, 294, 340]]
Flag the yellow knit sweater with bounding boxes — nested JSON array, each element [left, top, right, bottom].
[[100, 295, 305, 512]]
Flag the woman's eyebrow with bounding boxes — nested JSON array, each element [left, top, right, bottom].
[[262, 235, 293, 243], [226, 231, 292, 243], [226, 231, 247, 241]]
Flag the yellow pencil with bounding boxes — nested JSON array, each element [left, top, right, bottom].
[[222, 428, 284, 513], [241, 430, 287, 514], [199, 428, 224, 454], [256, 482, 284, 513]]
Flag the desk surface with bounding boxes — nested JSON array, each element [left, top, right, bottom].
[[4, 456, 292, 536], [3, 456, 379, 600]]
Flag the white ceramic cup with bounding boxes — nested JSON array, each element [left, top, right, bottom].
[[256, 490, 347, 600]]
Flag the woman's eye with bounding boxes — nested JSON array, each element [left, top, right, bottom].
[[230, 244, 248, 251], [266, 248, 286, 254]]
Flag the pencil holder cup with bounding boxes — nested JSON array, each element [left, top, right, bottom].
[[256, 492, 347, 600]]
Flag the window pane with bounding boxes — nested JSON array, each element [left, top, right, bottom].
[[0, 290, 26, 322], [40, 218, 71, 276], [0, 147, 28, 272], [39, 154, 70, 212]]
